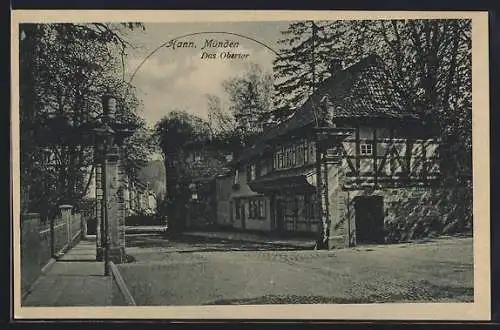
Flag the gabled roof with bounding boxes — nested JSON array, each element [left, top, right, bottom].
[[233, 54, 419, 165]]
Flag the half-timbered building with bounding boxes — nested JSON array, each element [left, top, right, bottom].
[[230, 54, 441, 248]]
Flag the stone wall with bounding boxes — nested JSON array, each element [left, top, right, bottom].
[[383, 185, 471, 242], [338, 184, 469, 245], [21, 210, 83, 295]]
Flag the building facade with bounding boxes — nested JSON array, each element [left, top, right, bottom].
[[228, 159, 272, 232], [165, 141, 233, 230]]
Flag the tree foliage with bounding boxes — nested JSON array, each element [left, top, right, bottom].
[[206, 63, 275, 143], [19, 23, 149, 218], [155, 110, 212, 155], [155, 110, 234, 232]]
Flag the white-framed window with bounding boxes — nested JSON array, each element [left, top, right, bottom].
[[234, 169, 239, 185], [194, 150, 203, 161], [250, 164, 256, 181], [249, 198, 266, 219], [360, 143, 373, 156]]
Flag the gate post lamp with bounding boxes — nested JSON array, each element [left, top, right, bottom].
[[93, 120, 114, 276], [92, 93, 136, 276]]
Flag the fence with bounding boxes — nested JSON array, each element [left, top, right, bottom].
[[21, 206, 85, 296]]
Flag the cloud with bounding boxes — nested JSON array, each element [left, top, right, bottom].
[[126, 39, 278, 126]]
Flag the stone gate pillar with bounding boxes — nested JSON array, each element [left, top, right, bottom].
[[324, 147, 347, 249], [104, 145, 126, 263]]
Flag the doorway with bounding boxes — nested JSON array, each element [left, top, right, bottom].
[[87, 217, 97, 235], [354, 196, 385, 244]]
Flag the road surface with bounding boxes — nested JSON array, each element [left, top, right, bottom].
[[118, 233, 473, 305]]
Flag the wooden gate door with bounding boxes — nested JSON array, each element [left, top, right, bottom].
[[354, 196, 385, 244]]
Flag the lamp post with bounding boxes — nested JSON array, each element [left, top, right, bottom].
[[93, 93, 135, 276], [94, 124, 112, 276]]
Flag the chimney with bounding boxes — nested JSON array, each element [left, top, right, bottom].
[[328, 58, 344, 76]]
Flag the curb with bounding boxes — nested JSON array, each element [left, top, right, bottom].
[[125, 226, 168, 234], [109, 261, 136, 306], [183, 233, 315, 249]]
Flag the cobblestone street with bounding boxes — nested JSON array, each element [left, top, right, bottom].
[[118, 233, 474, 305]]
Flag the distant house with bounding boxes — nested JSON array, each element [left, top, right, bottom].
[[227, 54, 440, 248], [165, 138, 234, 230]]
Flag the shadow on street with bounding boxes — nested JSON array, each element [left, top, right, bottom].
[[125, 233, 310, 253]]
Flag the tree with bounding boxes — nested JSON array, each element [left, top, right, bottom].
[[208, 63, 274, 141], [206, 94, 236, 135], [19, 22, 148, 218], [154, 110, 212, 232], [155, 110, 240, 232]]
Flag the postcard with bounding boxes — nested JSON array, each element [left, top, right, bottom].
[[11, 10, 490, 320]]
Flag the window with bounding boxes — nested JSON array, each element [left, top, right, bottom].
[[249, 200, 255, 218], [248, 198, 266, 219], [260, 158, 271, 176], [304, 141, 309, 164], [296, 145, 304, 166], [194, 150, 203, 161], [234, 169, 239, 185], [273, 141, 320, 170], [247, 164, 256, 181], [235, 198, 241, 219], [309, 142, 316, 161], [360, 143, 373, 156]]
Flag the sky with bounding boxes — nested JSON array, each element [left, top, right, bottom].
[[122, 21, 293, 128]]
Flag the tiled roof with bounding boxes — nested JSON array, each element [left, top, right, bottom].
[[248, 165, 316, 192], [233, 54, 419, 165], [183, 160, 232, 183]]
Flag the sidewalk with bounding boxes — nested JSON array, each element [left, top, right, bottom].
[[22, 237, 113, 307], [183, 230, 316, 249]]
